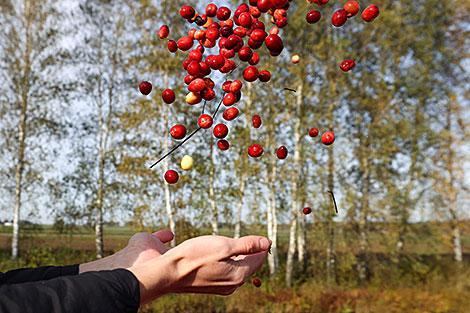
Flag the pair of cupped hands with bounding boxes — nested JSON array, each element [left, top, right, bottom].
[[79, 230, 271, 304]]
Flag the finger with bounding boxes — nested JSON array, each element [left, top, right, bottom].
[[152, 229, 174, 243], [235, 251, 267, 278], [228, 236, 271, 256]]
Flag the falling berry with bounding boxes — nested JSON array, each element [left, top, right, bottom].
[[213, 124, 229, 139], [158, 25, 170, 39], [164, 170, 179, 184], [139, 81, 152, 95], [291, 55, 300, 64], [277, 146, 288, 159], [321, 131, 335, 145], [344, 1, 360, 18], [180, 155, 194, 171], [259, 70, 271, 82], [223, 107, 239, 121], [306, 10, 321, 24], [332, 9, 348, 27], [308, 128, 319, 137], [167, 40, 178, 53], [252, 278, 262, 287], [217, 139, 230, 150], [170, 125, 187, 140], [303, 207, 312, 215], [248, 144, 263, 157], [198, 114, 213, 129], [180, 5, 196, 20], [252, 115, 262, 128], [340, 59, 355, 72], [362, 5, 380, 22], [243, 66, 260, 82], [162, 89, 175, 104]]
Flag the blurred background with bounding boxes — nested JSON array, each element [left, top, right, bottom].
[[0, 0, 469, 312]]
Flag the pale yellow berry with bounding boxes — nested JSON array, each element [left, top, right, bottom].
[[180, 155, 194, 171]]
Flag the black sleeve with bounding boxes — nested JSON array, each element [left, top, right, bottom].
[[0, 265, 79, 285], [0, 269, 140, 313]]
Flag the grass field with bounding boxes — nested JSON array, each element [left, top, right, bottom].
[[1, 222, 469, 312]]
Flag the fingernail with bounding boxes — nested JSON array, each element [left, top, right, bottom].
[[259, 238, 270, 250]]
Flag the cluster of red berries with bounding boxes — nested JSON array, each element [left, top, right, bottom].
[[146, 1, 304, 184]]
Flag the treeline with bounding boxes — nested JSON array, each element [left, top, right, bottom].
[[0, 0, 469, 288]]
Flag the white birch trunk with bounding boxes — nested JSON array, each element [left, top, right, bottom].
[[286, 84, 303, 286], [234, 176, 245, 239]]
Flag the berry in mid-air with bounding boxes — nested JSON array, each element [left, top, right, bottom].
[[340, 59, 355, 72], [248, 144, 263, 157], [277, 146, 288, 159], [291, 55, 300, 64], [332, 9, 347, 27], [198, 114, 213, 129], [344, 1, 360, 18], [170, 125, 187, 140], [213, 124, 229, 138], [321, 131, 335, 145], [303, 207, 312, 215], [252, 278, 262, 287], [217, 139, 230, 150], [139, 81, 152, 95], [164, 170, 179, 184], [306, 10, 321, 24], [180, 155, 194, 171], [162, 89, 175, 104], [252, 115, 261, 128], [308, 128, 319, 137], [362, 5, 380, 22]]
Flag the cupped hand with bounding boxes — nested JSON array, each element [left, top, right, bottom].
[[130, 235, 270, 304], [79, 230, 174, 273]]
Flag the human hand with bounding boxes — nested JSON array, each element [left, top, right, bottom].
[[129, 235, 270, 304], [79, 230, 174, 273]]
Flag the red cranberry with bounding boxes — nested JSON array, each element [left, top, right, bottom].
[[332, 9, 347, 27], [188, 78, 205, 92], [238, 12, 252, 28], [277, 146, 288, 159], [252, 115, 261, 128], [222, 80, 233, 93], [198, 114, 213, 129], [180, 5, 195, 20], [243, 66, 260, 82], [306, 10, 321, 24], [139, 81, 152, 95], [167, 40, 177, 53], [201, 88, 216, 101], [229, 80, 243, 93], [217, 7, 231, 21], [303, 207, 312, 215], [164, 170, 179, 184], [362, 5, 379, 22], [158, 25, 169, 39], [238, 47, 253, 62], [275, 17, 288, 28], [257, 0, 273, 13], [223, 92, 236, 106], [340, 59, 355, 72], [162, 89, 175, 104], [259, 70, 271, 82], [223, 107, 239, 121], [344, 1, 360, 17], [249, 53, 260, 65], [206, 28, 220, 41], [248, 144, 263, 157], [177, 36, 193, 51], [252, 278, 262, 287], [321, 131, 335, 145], [217, 139, 230, 150], [206, 3, 217, 17], [188, 49, 203, 62], [170, 125, 187, 140], [265, 34, 284, 54], [213, 124, 229, 138], [308, 127, 319, 137]]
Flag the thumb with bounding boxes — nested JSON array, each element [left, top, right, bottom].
[[229, 236, 271, 256], [152, 229, 174, 244]]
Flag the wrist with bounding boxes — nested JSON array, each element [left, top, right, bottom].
[[128, 253, 177, 304]]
